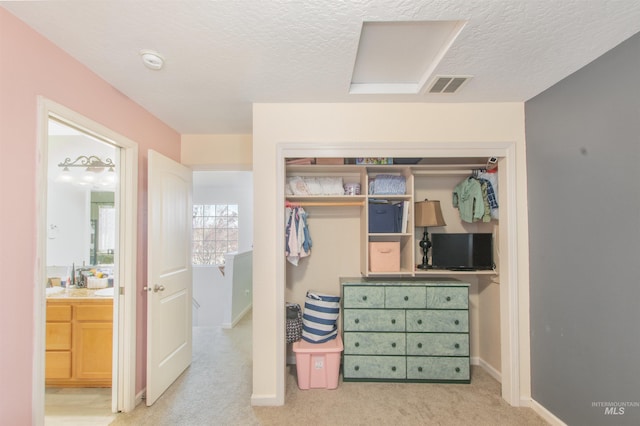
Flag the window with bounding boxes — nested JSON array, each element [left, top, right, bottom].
[[192, 204, 239, 265]]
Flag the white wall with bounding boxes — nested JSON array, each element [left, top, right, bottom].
[[224, 250, 253, 328], [252, 102, 531, 406]]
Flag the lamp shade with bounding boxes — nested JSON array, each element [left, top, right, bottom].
[[414, 200, 446, 227]]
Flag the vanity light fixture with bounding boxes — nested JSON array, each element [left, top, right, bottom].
[[58, 155, 115, 173], [140, 49, 165, 70]]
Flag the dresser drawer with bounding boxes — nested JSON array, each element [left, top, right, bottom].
[[76, 304, 112, 321], [343, 286, 384, 308], [343, 309, 405, 331], [385, 286, 426, 309], [46, 304, 72, 322], [344, 332, 405, 355], [426, 287, 468, 309], [343, 355, 406, 379], [46, 322, 72, 350], [45, 351, 71, 379], [407, 333, 469, 356], [407, 356, 469, 381], [406, 310, 469, 333]]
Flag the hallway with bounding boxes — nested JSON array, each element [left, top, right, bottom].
[[111, 312, 253, 425]]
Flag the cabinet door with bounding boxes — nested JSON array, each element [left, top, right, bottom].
[[74, 322, 112, 380]]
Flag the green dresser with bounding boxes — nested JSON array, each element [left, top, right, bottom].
[[341, 279, 470, 383]]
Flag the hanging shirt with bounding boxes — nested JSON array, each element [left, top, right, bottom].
[[478, 169, 499, 219], [452, 177, 485, 223], [286, 206, 312, 265]]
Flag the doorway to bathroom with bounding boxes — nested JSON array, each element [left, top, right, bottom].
[[35, 98, 139, 424], [44, 118, 118, 424]]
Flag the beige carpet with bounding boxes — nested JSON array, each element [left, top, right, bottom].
[[111, 312, 547, 426]]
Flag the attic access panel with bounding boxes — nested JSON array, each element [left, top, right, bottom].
[[350, 20, 467, 95]]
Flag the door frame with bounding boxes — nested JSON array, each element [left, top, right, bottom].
[[273, 141, 528, 406], [33, 97, 138, 422]]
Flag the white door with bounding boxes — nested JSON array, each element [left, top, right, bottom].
[[146, 150, 193, 405]]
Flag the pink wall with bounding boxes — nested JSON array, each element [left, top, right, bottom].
[[0, 9, 180, 423]]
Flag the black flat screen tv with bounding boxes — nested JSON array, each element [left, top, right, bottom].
[[430, 233, 494, 271]]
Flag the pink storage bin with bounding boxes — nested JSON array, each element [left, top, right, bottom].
[[292, 335, 343, 389], [369, 241, 400, 272]]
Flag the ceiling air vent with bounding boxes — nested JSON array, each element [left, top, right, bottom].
[[427, 75, 471, 94]]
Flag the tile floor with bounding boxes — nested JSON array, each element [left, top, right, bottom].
[[45, 387, 115, 426]]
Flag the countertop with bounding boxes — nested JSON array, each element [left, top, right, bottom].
[[46, 286, 114, 299]]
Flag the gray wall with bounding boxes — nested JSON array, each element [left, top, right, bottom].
[[525, 33, 640, 425]]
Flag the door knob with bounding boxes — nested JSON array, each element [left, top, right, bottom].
[[144, 284, 165, 293]]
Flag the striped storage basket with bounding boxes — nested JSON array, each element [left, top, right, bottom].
[[301, 291, 340, 343]]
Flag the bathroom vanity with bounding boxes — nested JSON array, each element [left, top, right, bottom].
[[45, 288, 113, 387]]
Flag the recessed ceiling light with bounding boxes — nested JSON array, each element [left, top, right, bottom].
[[140, 49, 164, 70]]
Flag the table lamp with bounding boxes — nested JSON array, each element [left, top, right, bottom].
[[415, 200, 446, 269]]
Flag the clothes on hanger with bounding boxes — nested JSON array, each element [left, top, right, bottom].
[[477, 168, 499, 219], [453, 177, 486, 223], [453, 168, 498, 223], [285, 206, 312, 265]]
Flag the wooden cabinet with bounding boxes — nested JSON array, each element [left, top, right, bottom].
[[341, 279, 470, 383], [45, 304, 72, 380], [45, 299, 113, 387]]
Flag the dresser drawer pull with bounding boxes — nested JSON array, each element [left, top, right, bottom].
[[391, 366, 396, 372], [404, 296, 409, 301], [362, 296, 368, 301], [355, 342, 360, 347], [391, 342, 396, 348], [391, 319, 396, 324], [454, 343, 460, 349], [417, 319, 423, 325], [454, 320, 459, 325], [455, 367, 461, 373], [355, 365, 360, 371], [418, 367, 423, 372], [446, 296, 451, 301], [355, 318, 360, 324], [417, 343, 423, 348]]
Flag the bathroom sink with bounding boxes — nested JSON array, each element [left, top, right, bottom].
[[45, 287, 65, 296], [94, 287, 115, 297]]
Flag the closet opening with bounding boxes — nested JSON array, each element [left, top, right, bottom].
[[275, 142, 523, 407]]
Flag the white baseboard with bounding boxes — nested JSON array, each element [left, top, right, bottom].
[[471, 356, 502, 383], [222, 304, 252, 329], [529, 398, 568, 426], [251, 393, 284, 406]]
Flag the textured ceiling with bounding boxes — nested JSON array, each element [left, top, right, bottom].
[[3, 1, 640, 134]]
